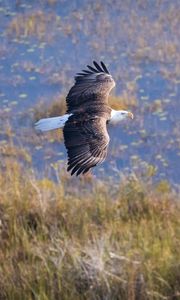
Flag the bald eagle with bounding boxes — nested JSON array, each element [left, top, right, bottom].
[[35, 61, 133, 176]]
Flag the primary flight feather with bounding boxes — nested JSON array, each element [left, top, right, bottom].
[[35, 61, 133, 176]]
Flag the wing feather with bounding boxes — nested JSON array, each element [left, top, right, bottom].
[[82, 70, 93, 74], [64, 61, 114, 175], [63, 115, 110, 176], [87, 65, 99, 73], [93, 61, 104, 72], [101, 61, 110, 74], [82, 167, 91, 175], [66, 61, 115, 113]]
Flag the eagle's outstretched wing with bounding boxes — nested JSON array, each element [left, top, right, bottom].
[[63, 114, 110, 176], [63, 61, 115, 176], [66, 61, 115, 113]]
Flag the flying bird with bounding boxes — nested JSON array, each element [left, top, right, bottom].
[[35, 61, 133, 176]]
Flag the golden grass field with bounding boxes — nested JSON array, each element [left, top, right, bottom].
[[0, 154, 180, 299]]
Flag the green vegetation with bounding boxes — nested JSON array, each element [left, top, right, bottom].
[[0, 154, 180, 300]]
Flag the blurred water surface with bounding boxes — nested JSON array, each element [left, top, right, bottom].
[[0, 0, 179, 184]]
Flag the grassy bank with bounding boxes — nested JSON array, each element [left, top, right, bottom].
[[0, 158, 180, 300]]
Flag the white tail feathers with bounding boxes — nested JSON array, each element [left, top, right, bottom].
[[35, 114, 72, 132]]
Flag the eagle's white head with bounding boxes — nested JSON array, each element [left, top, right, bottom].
[[110, 109, 134, 124]]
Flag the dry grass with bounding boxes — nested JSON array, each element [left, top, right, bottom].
[[7, 10, 59, 40], [34, 96, 67, 121], [6, 2, 179, 71], [0, 154, 180, 300]]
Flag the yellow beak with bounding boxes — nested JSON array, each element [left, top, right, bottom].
[[128, 112, 134, 119]]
